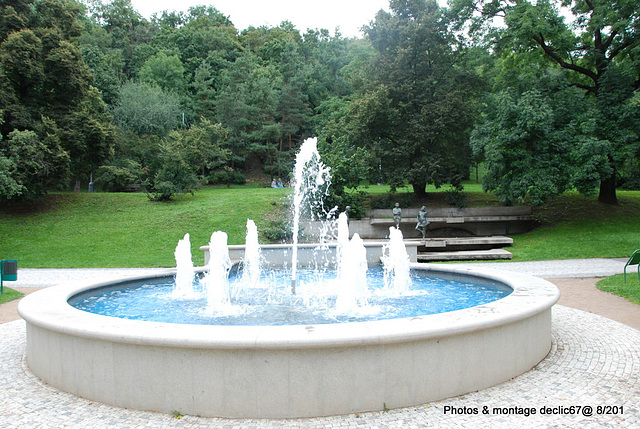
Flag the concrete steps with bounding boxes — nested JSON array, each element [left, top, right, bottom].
[[417, 248, 513, 262], [412, 236, 514, 262]]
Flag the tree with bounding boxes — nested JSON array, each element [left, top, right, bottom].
[[190, 62, 217, 118], [0, 0, 29, 42], [0, 29, 45, 132], [357, 0, 479, 196], [110, 81, 183, 136], [155, 5, 241, 82], [471, 87, 577, 205], [317, 136, 370, 217], [165, 118, 230, 178], [0, 155, 24, 199], [0, 0, 115, 194], [275, 39, 312, 152], [141, 118, 229, 201], [59, 86, 117, 179], [143, 141, 200, 201], [88, 0, 153, 79], [213, 51, 282, 172], [0, 123, 70, 201], [77, 23, 127, 105], [300, 28, 351, 109], [452, 0, 640, 204], [138, 51, 186, 93]]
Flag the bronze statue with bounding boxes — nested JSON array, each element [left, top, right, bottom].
[[415, 206, 429, 238], [392, 203, 402, 229]]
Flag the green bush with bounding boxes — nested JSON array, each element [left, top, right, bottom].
[[369, 193, 416, 210], [143, 143, 201, 201], [262, 219, 292, 243], [444, 187, 468, 208], [208, 170, 246, 185], [323, 191, 367, 219], [96, 159, 143, 192]]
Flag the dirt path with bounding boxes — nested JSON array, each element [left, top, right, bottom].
[[2, 278, 639, 330], [0, 287, 44, 324], [550, 277, 640, 330]]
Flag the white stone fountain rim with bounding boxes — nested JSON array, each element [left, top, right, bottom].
[[19, 264, 559, 350]]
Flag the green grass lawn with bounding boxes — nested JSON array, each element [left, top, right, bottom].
[[0, 186, 290, 268], [0, 287, 23, 304], [509, 191, 640, 261], [1, 186, 639, 269], [597, 274, 640, 306]]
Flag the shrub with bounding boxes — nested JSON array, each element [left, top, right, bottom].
[[208, 169, 246, 185], [322, 191, 367, 219], [262, 219, 292, 243], [444, 186, 468, 208], [96, 159, 143, 192], [369, 193, 416, 210], [143, 143, 201, 201]]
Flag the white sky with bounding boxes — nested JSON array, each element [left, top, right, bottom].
[[129, 0, 391, 38]]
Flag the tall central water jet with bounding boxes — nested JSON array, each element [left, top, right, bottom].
[[334, 213, 369, 313], [202, 231, 232, 314], [290, 137, 331, 293], [381, 227, 412, 294]]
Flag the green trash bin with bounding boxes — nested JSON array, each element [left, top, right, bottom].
[[2, 260, 18, 281], [1, 259, 17, 294]]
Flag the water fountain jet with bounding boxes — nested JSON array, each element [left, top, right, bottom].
[[290, 137, 331, 294], [201, 231, 232, 314], [171, 233, 197, 299], [241, 219, 261, 287]]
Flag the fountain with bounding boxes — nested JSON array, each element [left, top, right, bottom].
[[241, 219, 261, 287], [290, 136, 330, 293], [18, 137, 560, 419], [381, 226, 412, 294], [170, 233, 197, 299], [201, 231, 234, 314], [334, 214, 369, 313]]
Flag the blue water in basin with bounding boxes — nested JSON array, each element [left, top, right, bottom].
[[69, 268, 512, 326]]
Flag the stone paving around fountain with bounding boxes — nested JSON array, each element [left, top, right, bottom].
[[1, 305, 638, 428], [1, 258, 638, 428]]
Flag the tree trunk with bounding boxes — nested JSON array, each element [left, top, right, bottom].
[[598, 171, 618, 205], [412, 181, 427, 198], [598, 156, 618, 205]]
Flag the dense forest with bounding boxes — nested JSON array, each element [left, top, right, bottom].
[[0, 0, 639, 206]]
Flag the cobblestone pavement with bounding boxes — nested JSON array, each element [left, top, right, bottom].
[[1, 305, 639, 428]]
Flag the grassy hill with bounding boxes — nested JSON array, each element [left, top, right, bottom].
[[0, 186, 290, 268], [1, 185, 639, 268]]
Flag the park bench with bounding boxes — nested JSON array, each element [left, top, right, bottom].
[[624, 249, 640, 283]]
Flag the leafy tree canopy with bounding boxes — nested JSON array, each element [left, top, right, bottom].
[[110, 81, 183, 136], [452, 0, 640, 204], [0, 0, 115, 199], [353, 0, 480, 196]]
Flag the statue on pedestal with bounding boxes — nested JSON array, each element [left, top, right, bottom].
[[392, 203, 402, 229], [415, 206, 429, 239]]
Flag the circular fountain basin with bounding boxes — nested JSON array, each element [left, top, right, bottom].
[[67, 267, 513, 325], [19, 264, 559, 419]]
